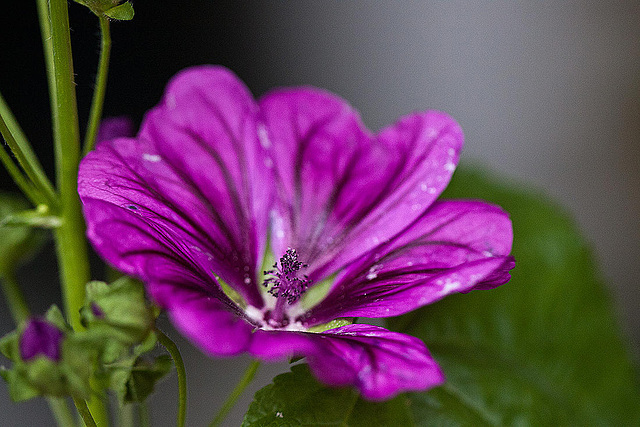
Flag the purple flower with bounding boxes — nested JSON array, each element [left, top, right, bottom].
[[78, 66, 514, 400], [96, 116, 134, 145], [19, 318, 64, 362]]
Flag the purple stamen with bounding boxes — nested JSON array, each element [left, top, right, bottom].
[[262, 248, 310, 325]]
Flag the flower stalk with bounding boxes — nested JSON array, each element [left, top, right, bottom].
[[73, 397, 98, 427], [46, 0, 106, 424], [83, 16, 112, 156], [47, 397, 76, 427], [0, 92, 58, 208], [209, 360, 260, 427], [0, 273, 30, 325], [157, 330, 187, 427]]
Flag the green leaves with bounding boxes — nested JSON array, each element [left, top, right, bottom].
[[243, 166, 640, 426], [243, 364, 413, 427]]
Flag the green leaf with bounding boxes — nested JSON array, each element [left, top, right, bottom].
[[389, 166, 640, 425], [104, 2, 134, 20], [244, 166, 640, 425], [242, 364, 414, 426], [0, 193, 47, 276], [123, 355, 172, 403]]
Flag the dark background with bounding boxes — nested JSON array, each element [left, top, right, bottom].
[[1, 2, 639, 425]]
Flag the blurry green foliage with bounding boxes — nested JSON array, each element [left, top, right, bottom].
[[243, 166, 640, 426]]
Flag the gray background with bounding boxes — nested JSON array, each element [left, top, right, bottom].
[[1, 2, 638, 425]]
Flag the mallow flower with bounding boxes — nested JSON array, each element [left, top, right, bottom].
[[78, 66, 515, 400]]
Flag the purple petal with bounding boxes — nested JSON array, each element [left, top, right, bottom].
[[250, 324, 444, 400], [259, 90, 463, 281], [19, 319, 64, 362], [151, 282, 254, 356], [301, 200, 514, 323], [79, 66, 271, 307], [96, 116, 134, 145]]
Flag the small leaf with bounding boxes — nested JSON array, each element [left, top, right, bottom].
[[104, 2, 134, 20], [124, 355, 172, 403], [242, 364, 414, 426]]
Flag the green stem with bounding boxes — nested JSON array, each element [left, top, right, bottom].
[[48, 0, 106, 424], [0, 145, 41, 206], [83, 17, 111, 156], [35, 0, 57, 115], [0, 273, 30, 325], [119, 403, 134, 427], [47, 0, 90, 339], [138, 401, 151, 427], [73, 397, 98, 427], [209, 360, 261, 427], [47, 397, 76, 427], [157, 330, 187, 427], [0, 92, 58, 208]]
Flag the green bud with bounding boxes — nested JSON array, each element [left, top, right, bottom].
[[73, 0, 135, 20], [81, 277, 155, 348], [0, 306, 96, 401]]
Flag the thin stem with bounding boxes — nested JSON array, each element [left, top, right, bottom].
[[0, 92, 58, 208], [0, 273, 30, 325], [0, 146, 42, 206], [73, 397, 98, 427], [119, 403, 134, 427], [83, 17, 111, 156], [35, 0, 57, 114], [139, 401, 151, 427], [209, 360, 261, 427], [47, 397, 76, 427], [157, 330, 187, 427]]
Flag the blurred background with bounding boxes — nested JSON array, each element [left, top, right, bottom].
[[1, 1, 638, 425]]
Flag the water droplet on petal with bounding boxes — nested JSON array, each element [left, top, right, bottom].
[[143, 153, 161, 162]]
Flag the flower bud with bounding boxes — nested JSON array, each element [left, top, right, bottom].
[[18, 319, 64, 362], [81, 278, 155, 348], [0, 306, 95, 401]]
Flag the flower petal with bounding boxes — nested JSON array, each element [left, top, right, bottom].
[[250, 324, 444, 400], [96, 116, 134, 145], [151, 281, 254, 356], [80, 66, 271, 307], [259, 90, 463, 282], [301, 200, 514, 323]]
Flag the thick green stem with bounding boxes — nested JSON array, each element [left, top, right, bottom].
[[48, 0, 89, 331], [157, 330, 187, 427], [0, 273, 30, 325], [83, 17, 111, 155], [47, 0, 106, 424], [0, 92, 58, 208], [73, 397, 98, 427], [47, 397, 76, 427], [209, 360, 261, 427]]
